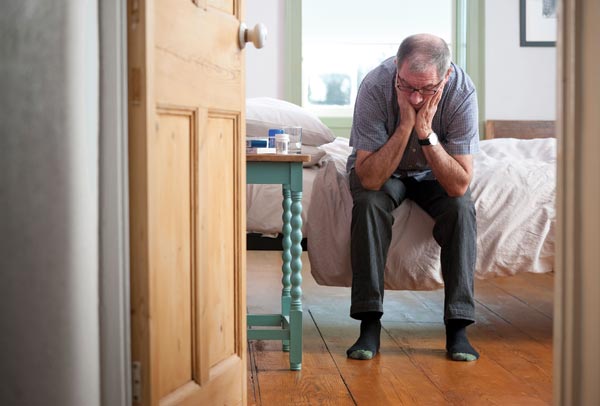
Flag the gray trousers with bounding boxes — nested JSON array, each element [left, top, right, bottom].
[[349, 170, 477, 322]]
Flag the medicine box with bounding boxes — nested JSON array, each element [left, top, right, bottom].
[[246, 147, 276, 154], [246, 137, 269, 148]]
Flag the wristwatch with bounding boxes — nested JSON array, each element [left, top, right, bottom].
[[418, 132, 439, 146]]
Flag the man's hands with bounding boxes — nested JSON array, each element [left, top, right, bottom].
[[395, 75, 446, 138], [355, 72, 454, 192], [415, 85, 444, 139], [395, 76, 416, 133]]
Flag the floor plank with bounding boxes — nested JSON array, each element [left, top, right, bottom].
[[409, 290, 552, 404], [487, 272, 554, 318], [247, 344, 259, 406], [474, 280, 553, 346], [384, 321, 549, 405], [247, 251, 553, 405], [310, 307, 448, 405], [247, 252, 355, 405]]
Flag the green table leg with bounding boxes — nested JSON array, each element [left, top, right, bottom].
[[281, 186, 291, 352], [246, 160, 305, 371], [289, 190, 303, 370]]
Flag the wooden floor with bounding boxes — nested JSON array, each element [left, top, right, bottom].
[[247, 251, 553, 406]]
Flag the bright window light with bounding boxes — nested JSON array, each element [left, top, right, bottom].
[[302, 0, 453, 117]]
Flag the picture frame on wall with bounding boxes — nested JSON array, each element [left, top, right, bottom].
[[520, 0, 557, 47]]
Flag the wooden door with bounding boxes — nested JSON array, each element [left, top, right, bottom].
[[128, 0, 246, 405]]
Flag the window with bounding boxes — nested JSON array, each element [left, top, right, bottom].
[[302, 0, 454, 117], [285, 0, 484, 138]]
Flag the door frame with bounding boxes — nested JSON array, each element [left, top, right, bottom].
[[554, 0, 600, 404], [99, 0, 131, 405]]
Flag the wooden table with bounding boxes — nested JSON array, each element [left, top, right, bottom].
[[246, 154, 311, 371]]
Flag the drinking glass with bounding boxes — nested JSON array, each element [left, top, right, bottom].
[[282, 126, 302, 154]]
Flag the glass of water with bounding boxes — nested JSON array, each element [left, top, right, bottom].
[[283, 126, 302, 154]]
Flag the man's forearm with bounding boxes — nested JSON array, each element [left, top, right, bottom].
[[355, 126, 412, 190], [421, 145, 471, 196]]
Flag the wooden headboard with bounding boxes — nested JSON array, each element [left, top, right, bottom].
[[485, 120, 556, 140]]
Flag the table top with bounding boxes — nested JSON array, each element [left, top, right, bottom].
[[246, 154, 311, 163]]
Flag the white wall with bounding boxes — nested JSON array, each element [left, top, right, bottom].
[[246, 1, 558, 120], [0, 1, 100, 405], [485, 0, 557, 120], [246, 0, 285, 99]]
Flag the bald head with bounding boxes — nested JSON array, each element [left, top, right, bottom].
[[396, 34, 451, 79]]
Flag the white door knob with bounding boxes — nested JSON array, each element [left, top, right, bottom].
[[238, 22, 267, 49]]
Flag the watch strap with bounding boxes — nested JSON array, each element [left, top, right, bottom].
[[418, 135, 432, 146]]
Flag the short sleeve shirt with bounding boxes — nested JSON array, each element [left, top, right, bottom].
[[346, 57, 479, 180]]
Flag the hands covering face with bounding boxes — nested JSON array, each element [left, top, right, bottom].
[[395, 76, 416, 133], [395, 76, 447, 139]]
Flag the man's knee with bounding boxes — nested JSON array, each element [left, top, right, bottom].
[[350, 170, 405, 211], [446, 194, 476, 221], [351, 190, 397, 239], [350, 175, 403, 249], [352, 190, 394, 216]]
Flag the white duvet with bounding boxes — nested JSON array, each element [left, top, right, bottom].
[[246, 167, 319, 237], [246, 137, 556, 291], [306, 137, 556, 290]]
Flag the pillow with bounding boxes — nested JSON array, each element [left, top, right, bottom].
[[246, 97, 336, 146]]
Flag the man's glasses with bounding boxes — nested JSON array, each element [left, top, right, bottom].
[[396, 74, 444, 96]]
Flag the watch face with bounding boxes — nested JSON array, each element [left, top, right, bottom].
[[429, 132, 438, 145], [419, 132, 438, 146]]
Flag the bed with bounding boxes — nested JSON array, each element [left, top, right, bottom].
[[246, 98, 556, 291]]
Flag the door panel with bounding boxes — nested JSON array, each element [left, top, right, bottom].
[[150, 109, 195, 399], [202, 114, 237, 369], [128, 0, 246, 404]]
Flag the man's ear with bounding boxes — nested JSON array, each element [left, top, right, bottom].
[[445, 66, 453, 80]]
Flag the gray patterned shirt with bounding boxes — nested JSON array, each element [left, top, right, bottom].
[[346, 57, 479, 180]]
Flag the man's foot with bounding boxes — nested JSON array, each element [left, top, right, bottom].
[[446, 319, 479, 361], [346, 319, 381, 360]]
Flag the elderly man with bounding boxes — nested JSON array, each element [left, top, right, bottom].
[[346, 33, 480, 362]]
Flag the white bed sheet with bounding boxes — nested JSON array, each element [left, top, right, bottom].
[[306, 137, 556, 290], [246, 164, 319, 237]]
